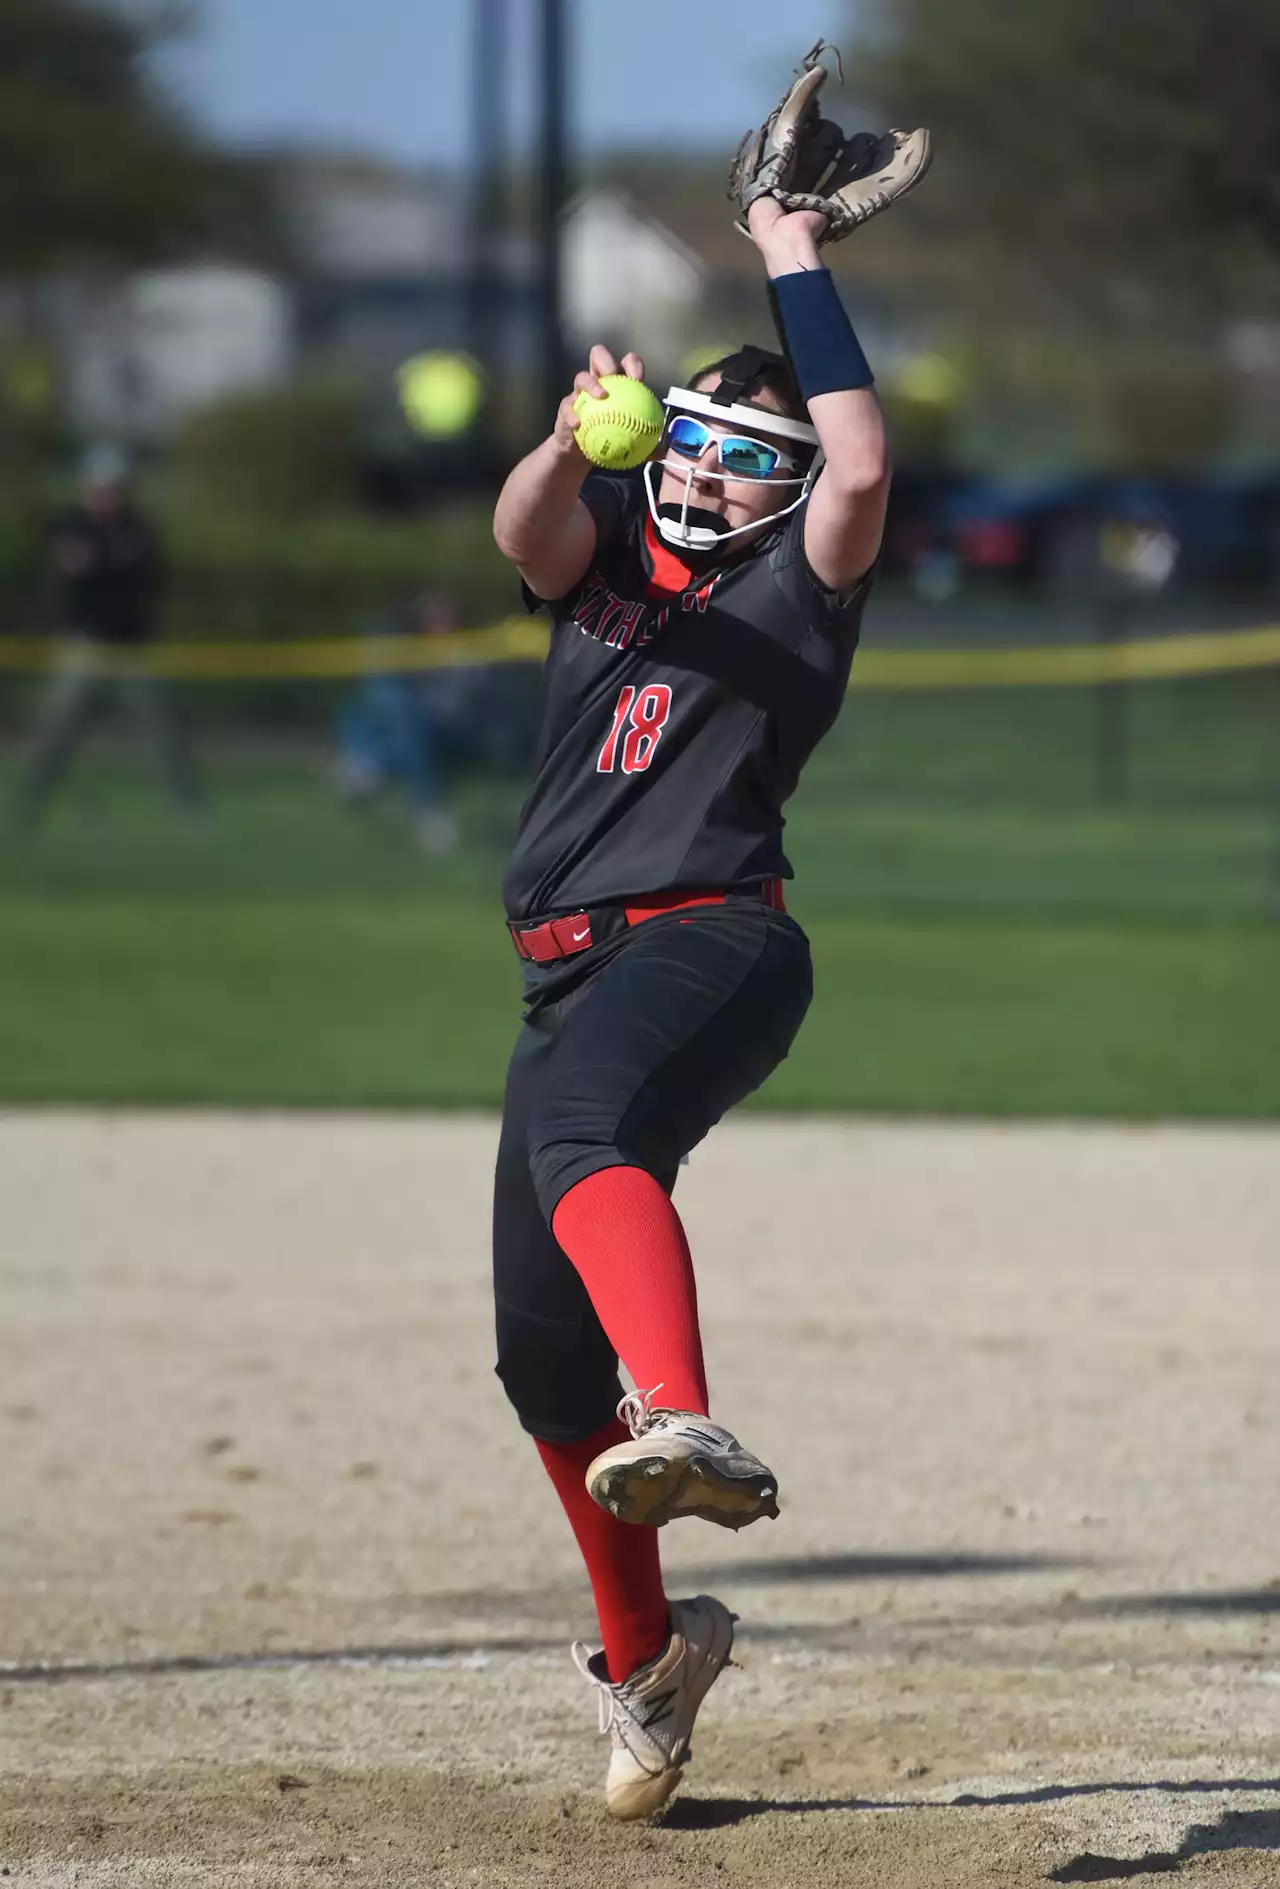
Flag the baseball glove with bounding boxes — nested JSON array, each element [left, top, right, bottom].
[[727, 41, 931, 245]]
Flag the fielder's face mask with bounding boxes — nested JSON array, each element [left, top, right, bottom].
[[643, 346, 822, 553]]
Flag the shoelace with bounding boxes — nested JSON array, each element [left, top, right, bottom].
[[617, 1387, 733, 1452], [569, 1641, 668, 1773], [615, 1383, 665, 1438], [570, 1642, 613, 1733]]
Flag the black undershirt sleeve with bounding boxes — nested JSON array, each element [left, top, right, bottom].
[[578, 471, 632, 544], [765, 504, 875, 620]]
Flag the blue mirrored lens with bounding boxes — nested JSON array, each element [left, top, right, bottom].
[[667, 416, 711, 458], [667, 415, 783, 478], [719, 436, 779, 478]]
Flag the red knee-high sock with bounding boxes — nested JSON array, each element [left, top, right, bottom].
[[551, 1165, 709, 1417], [536, 1420, 669, 1683]]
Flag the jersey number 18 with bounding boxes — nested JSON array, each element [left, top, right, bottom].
[[596, 683, 673, 776]]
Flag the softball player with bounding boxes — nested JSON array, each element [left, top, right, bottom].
[[489, 52, 929, 1818]]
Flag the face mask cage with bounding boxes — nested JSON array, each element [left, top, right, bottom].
[[643, 385, 823, 551]]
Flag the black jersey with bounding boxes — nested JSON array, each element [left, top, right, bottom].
[[501, 471, 873, 922], [51, 505, 159, 646]]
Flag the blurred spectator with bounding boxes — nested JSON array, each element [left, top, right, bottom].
[[11, 446, 203, 827], [334, 590, 479, 854]]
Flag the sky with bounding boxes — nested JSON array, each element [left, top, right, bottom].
[[161, 0, 848, 168]]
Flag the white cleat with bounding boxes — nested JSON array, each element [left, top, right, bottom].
[[573, 1593, 736, 1821], [586, 1388, 780, 1531]]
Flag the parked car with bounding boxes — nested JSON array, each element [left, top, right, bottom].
[[883, 467, 1280, 598]]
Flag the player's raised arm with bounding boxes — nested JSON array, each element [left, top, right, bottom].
[[746, 198, 890, 592], [727, 40, 931, 593], [493, 344, 645, 601]]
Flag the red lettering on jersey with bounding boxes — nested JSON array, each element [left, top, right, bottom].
[[594, 597, 626, 643], [609, 600, 646, 649], [573, 578, 649, 652], [639, 604, 670, 645], [596, 685, 635, 773], [572, 574, 611, 638], [572, 535, 721, 651], [682, 578, 718, 613], [621, 684, 673, 774], [597, 682, 673, 775]]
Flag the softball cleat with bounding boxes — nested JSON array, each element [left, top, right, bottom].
[[572, 1593, 736, 1820], [587, 1387, 780, 1530]]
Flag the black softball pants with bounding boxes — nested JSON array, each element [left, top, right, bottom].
[[492, 898, 813, 1444]]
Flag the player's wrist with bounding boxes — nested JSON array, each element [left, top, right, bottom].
[[546, 429, 595, 495], [758, 230, 824, 276], [751, 204, 827, 273], [745, 196, 787, 239]]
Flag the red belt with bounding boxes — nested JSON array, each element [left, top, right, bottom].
[[509, 879, 786, 964]]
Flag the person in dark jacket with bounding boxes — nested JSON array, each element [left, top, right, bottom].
[[12, 446, 202, 826]]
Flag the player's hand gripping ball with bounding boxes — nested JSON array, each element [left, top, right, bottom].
[[573, 375, 664, 470]]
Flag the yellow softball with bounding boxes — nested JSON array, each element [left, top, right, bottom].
[[573, 374, 665, 470]]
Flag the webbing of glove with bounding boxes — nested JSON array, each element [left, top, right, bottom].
[[726, 40, 837, 221], [773, 127, 933, 245]]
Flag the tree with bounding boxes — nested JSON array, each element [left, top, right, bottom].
[[0, 0, 269, 276], [841, 0, 1280, 338]]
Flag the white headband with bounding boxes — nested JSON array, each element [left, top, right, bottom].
[[662, 385, 820, 448]]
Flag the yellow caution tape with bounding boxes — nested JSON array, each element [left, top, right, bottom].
[[1, 618, 1278, 689], [0, 619, 546, 680], [851, 622, 1280, 690]]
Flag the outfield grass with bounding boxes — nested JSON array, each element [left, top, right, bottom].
[[2, 891, 1277, 1117], [1, 746, 1276, 1116]]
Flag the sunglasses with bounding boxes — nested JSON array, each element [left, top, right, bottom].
[[665, 415, 797, 481]]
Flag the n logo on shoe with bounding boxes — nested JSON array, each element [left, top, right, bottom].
[[640, 1687, 678, 1730]]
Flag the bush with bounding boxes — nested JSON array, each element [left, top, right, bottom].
[[159, 502, 514, 633], [170, 373, 369, 522]]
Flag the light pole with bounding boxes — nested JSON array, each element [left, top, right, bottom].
[[535, 0, 570, 433], [465, 0, 506, 472]]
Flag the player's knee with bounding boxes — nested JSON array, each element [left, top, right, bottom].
[[493, 1297, 621, 1443], [527, 1100, 679, 1226], [525, 1093, 619, 1225]]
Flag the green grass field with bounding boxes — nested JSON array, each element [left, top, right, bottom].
[[1, 713, 1277, 1116]]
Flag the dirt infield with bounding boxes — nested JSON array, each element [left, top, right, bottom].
[[2, 1112, 1279, 1888]]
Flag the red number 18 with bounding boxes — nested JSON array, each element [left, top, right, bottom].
[[597, 683, 673, 775]]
